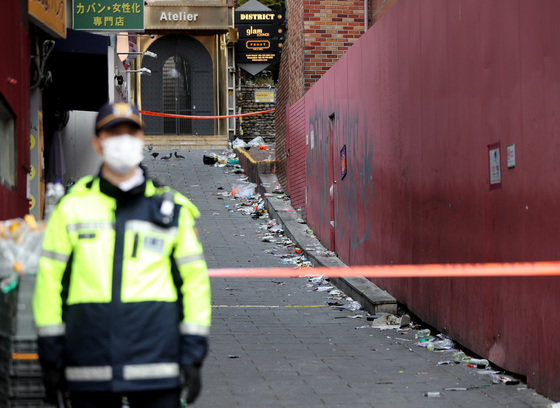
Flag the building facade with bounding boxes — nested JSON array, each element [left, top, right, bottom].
[[130, 0, 236, 144], [282, 0, 560, 399]]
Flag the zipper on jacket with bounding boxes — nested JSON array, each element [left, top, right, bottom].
[[131, 233, 139, 258]]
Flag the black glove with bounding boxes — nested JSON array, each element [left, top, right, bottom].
[[42, 368, 66, 405], [181, 365, 202, 404]]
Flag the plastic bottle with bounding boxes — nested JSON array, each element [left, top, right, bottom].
[[44, 183, 56, 220], [53, 180, 65, 202], [452, 351, 466, 362], [466, 358, 489, 368]]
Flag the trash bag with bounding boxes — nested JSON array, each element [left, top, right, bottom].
[[203, 154, 218, 165], [231, 182, 257, 198], [0, 216, 46, 291], [232, 138, 248, 149], [427, 338, 455, 351], [248, 136, 265, 147]]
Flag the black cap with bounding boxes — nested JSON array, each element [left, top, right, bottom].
[[95, 102, 143, 134]]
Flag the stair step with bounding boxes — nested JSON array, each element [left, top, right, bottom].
[[144, 135, 229, 151]]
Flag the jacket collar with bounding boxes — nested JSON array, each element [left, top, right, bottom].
[[97, 167, 147, 202]]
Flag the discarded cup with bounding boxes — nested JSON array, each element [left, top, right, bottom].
[[416, 329, 431, 339], [424, 392, 440, 398], [452, 351, 466, 362]]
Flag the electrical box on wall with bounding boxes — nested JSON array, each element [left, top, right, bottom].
[[488, 142, 501, 190], [507, 144, 516, 168]]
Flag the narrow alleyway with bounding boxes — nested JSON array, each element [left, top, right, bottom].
[[142, 149, 553, 408]]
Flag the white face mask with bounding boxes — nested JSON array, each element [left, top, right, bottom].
[[100, 134, 144, 175]]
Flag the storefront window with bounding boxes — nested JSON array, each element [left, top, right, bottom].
[[0, 97, 16, 190]]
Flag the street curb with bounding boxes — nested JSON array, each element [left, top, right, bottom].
[[256, 172, 398, 315]]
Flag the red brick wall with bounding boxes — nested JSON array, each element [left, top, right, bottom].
[[275, 0, 305, 189], [303, 1, 366, 89], [276, 0, 370, 192]]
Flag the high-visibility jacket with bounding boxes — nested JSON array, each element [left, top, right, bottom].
[[33, 173, 211, 392]]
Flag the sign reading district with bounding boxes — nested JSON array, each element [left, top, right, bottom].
[[235, 11, 284, 24]]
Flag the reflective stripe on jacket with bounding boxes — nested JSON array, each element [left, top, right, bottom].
[[33, 173, 211, 392]]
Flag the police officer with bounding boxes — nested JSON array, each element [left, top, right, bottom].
[[33, 102, 211, 408]]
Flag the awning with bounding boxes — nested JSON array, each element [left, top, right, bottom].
[[53, 29, 109, 55], [45, 29, 109, 112]]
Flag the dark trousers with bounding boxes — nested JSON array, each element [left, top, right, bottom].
[[69, 388, 182, 408]]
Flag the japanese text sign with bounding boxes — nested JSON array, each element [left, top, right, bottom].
[[73, 0, 144, 31]]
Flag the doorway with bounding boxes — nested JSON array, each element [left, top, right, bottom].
[[141, 35, 214, 136], [162, 55, 192, 134]]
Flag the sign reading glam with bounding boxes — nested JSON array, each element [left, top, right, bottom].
[[160, 11, 199, 22]]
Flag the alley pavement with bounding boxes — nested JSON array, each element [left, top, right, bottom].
[[143, 149, 554, 408]]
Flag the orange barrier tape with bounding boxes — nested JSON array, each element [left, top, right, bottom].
[[139, 109, 275, 120], [12, 353, 39, 360], [207, 262, 560, 278]]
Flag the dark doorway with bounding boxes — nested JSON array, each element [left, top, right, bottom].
[[162, 55, 192, 134], [141, 35, 214, 136]]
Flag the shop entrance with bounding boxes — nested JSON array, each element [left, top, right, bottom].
[[141, 35, 214, 136]]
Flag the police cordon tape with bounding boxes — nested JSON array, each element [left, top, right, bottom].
[[10, 262, 556, 361], [139, 109, 275, 120], [207, 262, 560, 278]]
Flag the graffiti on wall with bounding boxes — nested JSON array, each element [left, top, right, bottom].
[[305, 102, 375, 263]]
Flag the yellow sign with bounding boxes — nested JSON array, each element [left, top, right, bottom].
[[246, 40, 270, 51], [239, 13, 277, 21], [254, 89, 275, 103], [29, 164, 36, 181], [29, 194, 36, 211], [29, 0, 67, 39]]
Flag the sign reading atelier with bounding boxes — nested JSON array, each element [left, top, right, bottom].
[[159, 11, 199, 22], [144, 4, 229, 30], [73, 0, 144, 31]]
